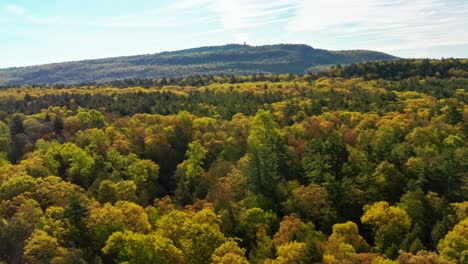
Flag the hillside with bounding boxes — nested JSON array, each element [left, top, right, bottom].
[[0, 44, 397, 85]]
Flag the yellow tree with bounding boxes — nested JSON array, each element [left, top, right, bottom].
[[23, 230, 61, 264], [329, 221, 369, 252], [437, 218, 468, 264], [103, 230, 185, 264], [211, 240, 249, 264], [361, 201, 411, 258]]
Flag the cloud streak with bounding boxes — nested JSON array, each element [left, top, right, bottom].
[[174, 0, 300, 43], [2, 3, 217, 29], [287, 0, 468, 51], [171, 0, 468, 51], [8, 0, 465, 50], [1, 0, 467, 66], [4, 4, 26, 16]]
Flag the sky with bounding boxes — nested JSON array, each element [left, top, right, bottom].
[[1, 0, 468, 68]]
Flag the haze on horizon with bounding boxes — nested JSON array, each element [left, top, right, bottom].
[[1, 0, 467, 68]]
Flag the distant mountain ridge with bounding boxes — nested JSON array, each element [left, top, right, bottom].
[[0, 44, 397, 85]]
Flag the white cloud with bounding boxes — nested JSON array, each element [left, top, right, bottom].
[[1, 2, 216, 29], [2, 1, 296, 40], [169, 0, 212, 9], [171, 0, 299, 43], [3, 0, 467, 59], [287, 0, 468, 51], [4, 4, 26, 16], [3, 4, 65, 24], [288, 0, 371, 31], [211, 0, 297, 30]]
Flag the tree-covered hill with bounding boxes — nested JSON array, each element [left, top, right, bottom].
[[0, 44, 397, 85]]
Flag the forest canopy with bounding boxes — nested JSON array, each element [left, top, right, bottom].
[[0, 59, 466, 264]]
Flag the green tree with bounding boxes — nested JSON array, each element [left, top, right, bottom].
[[53, 115, 64, 134], [371, 161, 406, 203], [237, 207, 278, 251], [97, 180, 119, 204], [0, 199, 43, 263], [175, 140, 207, 204], [245, 110, 285, 207], [58, 143, 95, 187], [77, 109, 106, 129], [97, 180, 137, 204], [303, 131, 349, 182], [9, 114, 25, 135], [445, 102, 463, 125], [9, 133, 30, 163], [62, 196, 88, 247], [0, 121, 11, 154]]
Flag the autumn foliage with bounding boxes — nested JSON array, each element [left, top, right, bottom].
[[0, 59, 466, 263]]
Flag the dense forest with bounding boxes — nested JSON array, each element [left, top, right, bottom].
[[0, 59, 466, 264], [0, 44, 396, 86]]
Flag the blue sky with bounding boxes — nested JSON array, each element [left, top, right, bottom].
[[1, 0, 467, 68]]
